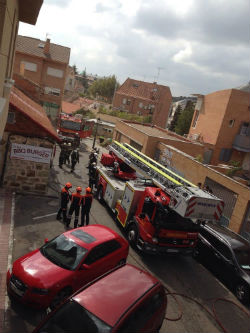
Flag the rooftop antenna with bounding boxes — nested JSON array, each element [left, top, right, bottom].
[[45, 32, 51, 40], [156, 67, 164, 82]]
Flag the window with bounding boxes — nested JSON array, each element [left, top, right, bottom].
[[192, 110, 200, 128], [21, 61, 37, 72], [44, 86, 61, 96], [219, 148, 232, 162], [229, 119, 235, 127], [139, 102, 143, 108], [47, 67, 63, 78], [127, 100, 131, 105], [240, 122, 250, 136], [84, 240, 121, 265], [122, 98, 127, 104]]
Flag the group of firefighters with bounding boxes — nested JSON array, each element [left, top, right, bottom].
[[56, 147, 101, 228], [56, 183, 93, 228], [59, 141, 80, 172]]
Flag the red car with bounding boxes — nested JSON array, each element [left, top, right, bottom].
[[7, 225, 129, 309], [33, 264, 167, 333]]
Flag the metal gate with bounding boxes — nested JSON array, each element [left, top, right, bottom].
[[204, 177, 237, 227]]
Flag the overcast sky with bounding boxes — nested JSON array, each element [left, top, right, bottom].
[[18, 0, 250, 96]]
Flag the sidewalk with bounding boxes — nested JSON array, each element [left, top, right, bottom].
[[0, 188, 14, 332]]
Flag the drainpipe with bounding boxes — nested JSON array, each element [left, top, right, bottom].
[[0, 133, 11, 186]]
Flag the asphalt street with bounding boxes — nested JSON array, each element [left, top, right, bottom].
[[2, 138, 250, 333]]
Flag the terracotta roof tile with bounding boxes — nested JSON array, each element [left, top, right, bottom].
[[117, 78, 171, 102], [10, 86, 60, 142], [62, 101, 81, 114], [16, 35, 70, 64]]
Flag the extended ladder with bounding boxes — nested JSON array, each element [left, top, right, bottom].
[[108, 141, 224, 221]]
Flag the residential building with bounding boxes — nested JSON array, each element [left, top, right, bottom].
[[2, 86, 59, 193], [112, 78, 172, 128], [64, 65, 76, 92], [0, 0, 43, 177], [13, 35, 70, 125], [113, 120, 250, 240], [188, 84, 250, 170]]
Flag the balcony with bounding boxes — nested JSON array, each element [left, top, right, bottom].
[[232, 134, 250, 152]]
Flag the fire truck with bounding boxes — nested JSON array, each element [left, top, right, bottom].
[[96, 141, 224, 254], [57, 113, 94, 145]]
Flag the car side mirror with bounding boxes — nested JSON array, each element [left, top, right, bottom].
[[80, 263, 90, 270], [44, 238, 49, 243]]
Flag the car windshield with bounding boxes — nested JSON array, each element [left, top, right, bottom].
[[40, 235, 88, 270], [234, 249, 250, 270], [38, 300, 111, 333]]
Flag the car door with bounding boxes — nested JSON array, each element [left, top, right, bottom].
[[73, 240, 122, 291]]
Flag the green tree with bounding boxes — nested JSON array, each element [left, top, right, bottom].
[[81, 69, 88, 90], [169, 105, 182, 131], [88, 75, 120, 103], [72, 64, 78, 74], [175, 101, 195, 135]]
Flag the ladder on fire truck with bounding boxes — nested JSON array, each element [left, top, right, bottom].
[[108, 141, 224, 221]]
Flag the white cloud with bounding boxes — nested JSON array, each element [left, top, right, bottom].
[[18, 0, 250, 96]]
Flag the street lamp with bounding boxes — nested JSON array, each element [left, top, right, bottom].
[[92, 117, 100, 149]]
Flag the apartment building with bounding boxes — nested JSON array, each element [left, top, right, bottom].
[[188, 84, 250, 170], [112, 78, 172, 128], [0, 0, 43, 178], [167, 98, 195, 128], [0, 0, 43, 139], [13, 35, 70, 125]]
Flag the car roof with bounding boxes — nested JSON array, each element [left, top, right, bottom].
[[204, 222, 250, 250], [64, 225, 120, 249], [72, 264, 160, 327]]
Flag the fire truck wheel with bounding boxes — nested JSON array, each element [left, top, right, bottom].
[[97, 186, 104, 203], [127, 224, 138, 248]]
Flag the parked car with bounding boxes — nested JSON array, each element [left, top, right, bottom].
[[33, 264, 167, 333], [193, 222, 250, 303], [7, 225, 129, 309]]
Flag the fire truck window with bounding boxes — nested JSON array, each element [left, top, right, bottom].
[[142, 197, 155, 219]]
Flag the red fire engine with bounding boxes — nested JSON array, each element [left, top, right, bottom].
[[96, 141, 224, 255], [58, 113, 94, 140]]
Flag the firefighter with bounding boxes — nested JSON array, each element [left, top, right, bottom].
[[67, 186, 82, 228], [56, 182, 72, 223], [79, 187, 93, 226], [89, 162, 97, 190], [65, 143, 72, 165], [71, 149, 80, 172]]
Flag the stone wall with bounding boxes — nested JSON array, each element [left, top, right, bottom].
[[3, 134, 54, 193]]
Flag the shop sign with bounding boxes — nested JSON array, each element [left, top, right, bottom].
[[11, 143, 52, 164]]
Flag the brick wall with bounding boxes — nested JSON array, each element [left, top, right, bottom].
[[158, 143, 250, 233], [3, 135, 54, 193]]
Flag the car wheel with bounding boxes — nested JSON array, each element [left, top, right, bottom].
[[235, 283, 249, 304], [50, 287, 72, 310], [97, 186, 104, 203], [127, 224, 138, 248]]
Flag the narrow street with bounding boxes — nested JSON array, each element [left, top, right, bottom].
[[2, 138, 250, 333]]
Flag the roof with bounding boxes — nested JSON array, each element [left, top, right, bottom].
[[116, 78, 171, 102], [73, 264, 159, 326], [125, 122, 184, 140], [16, 35, 70, 64], [62, 101, 81, 114], [10, 86, 60, 142], [72, 97, 95, 107], [65, 225, 118, 250]]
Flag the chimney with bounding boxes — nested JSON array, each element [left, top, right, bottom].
[[44, 38, 50, 55]]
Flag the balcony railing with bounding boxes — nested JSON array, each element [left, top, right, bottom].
[[232, 134, 250, 152]]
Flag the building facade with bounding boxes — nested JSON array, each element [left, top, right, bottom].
[[13, 35, 70, 125], [188, 86, 250, 170], [113, 78, 172, 128], [0, 0, 43, 177]]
